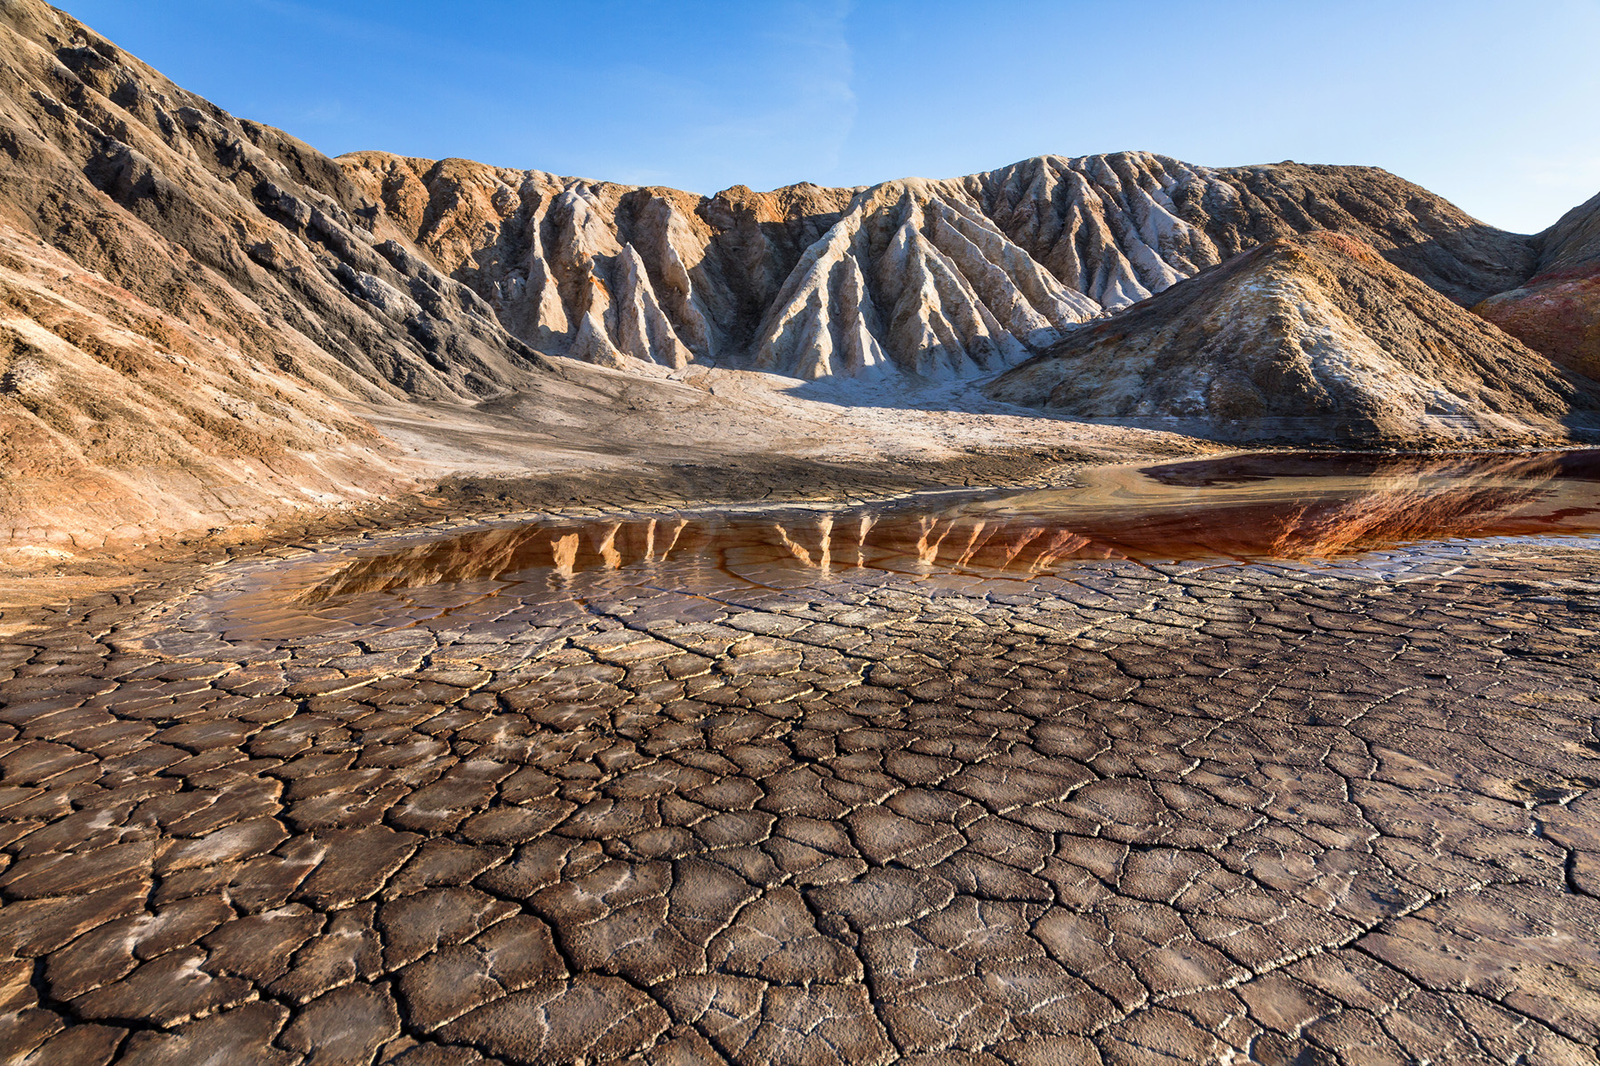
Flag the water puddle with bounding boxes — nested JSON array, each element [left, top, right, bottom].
[[205, 450, 1600, 640]]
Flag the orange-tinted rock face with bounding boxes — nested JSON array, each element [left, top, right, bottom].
[[1474, 264, 1600, 380]]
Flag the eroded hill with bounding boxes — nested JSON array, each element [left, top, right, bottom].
[[1475, 189, 1600, 379], [985, 232, 1600, 445]]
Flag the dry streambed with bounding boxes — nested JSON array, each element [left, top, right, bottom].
[[3, 454, 1600, 1064]]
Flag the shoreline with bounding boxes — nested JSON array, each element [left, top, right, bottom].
[[4, 445, 1600, 1063], [8, 437, 1600, 632], [0, 443, 1185, 623]]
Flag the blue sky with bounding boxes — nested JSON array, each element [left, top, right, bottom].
[[66, 0, 1600, 232]]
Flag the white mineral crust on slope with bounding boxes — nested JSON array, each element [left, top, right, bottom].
[[340, 149, 1537, 385], [750, 200, 891, 380]]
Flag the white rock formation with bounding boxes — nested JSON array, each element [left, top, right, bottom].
[[339, 149, 1538, 385]]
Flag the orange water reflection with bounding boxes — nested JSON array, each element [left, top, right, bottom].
[[295, 451, 1600, 605]]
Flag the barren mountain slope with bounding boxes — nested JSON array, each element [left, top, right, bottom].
[[985, 232, 1600, 445], [341, 149, 1536, 381], [0, 218, 413, 554], [1539, 188, 1600, 274], [0, 0, 549, 403], [0, 0, 572, 549], [1475, 189, 1600, 378]]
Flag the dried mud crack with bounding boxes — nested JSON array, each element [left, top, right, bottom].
[[2, 528, 1600, 1065]]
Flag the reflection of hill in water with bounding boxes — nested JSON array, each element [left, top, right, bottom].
[[1137, 449, 1600, 486], [299, 452, 1600, 605]]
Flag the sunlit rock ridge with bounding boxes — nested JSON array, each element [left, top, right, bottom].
[[341, 150, 1535, 381]]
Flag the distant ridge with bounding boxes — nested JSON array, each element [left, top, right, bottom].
[[1476, 189, 1600, 380], [341, 150, 1537, 381]]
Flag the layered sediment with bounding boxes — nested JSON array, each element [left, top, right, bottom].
[[0, 0, 559, 548]]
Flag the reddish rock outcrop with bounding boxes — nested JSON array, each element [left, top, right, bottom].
[[1475, 190, 1600, 378]]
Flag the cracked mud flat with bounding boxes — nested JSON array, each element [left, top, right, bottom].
[[4, 454, 1600, 1065]]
